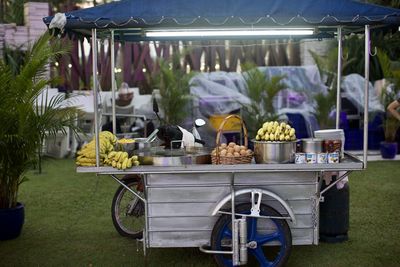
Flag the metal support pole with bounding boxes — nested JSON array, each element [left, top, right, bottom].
[[144, 173, 149, 250], [92, 29, 100, 167], [232, 219, 239, 265], [336, 27, 343, 129], [110, 30, 117, 135], [239, 218, 248, 264], [230, 173, 239, 266], [363, 25, 370, 168]]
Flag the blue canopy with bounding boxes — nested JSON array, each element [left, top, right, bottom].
[[43, 0, 400, 40]]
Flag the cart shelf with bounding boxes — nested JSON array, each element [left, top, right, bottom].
[[76, 153, 363, 175]]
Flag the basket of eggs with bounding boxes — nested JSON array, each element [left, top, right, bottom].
[[211, 114, 253, 165]]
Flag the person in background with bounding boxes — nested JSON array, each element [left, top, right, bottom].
[[102, 82, 154, 136], [387, 98, 400, 121], [116, 82, 134, 107], [102, 82, 134, 133]]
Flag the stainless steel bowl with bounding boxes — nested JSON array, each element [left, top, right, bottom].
[[301, 138, 324, 153], [137, 147, 212, 166], [133, 138, 152, 151], [117, 138, 153, 157], [253, 140, 297, 164]]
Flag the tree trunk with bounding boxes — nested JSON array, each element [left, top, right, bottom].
[[0, 0, 5, 23]]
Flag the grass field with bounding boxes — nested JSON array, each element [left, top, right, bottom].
[[0, 159, 399, 266]]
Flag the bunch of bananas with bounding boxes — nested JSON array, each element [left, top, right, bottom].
[[104, 151, 140, 170], [255, 121, 296, 142], [76, 131, 117, 166]]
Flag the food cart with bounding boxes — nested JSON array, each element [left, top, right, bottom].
[[44, 0, 400, 266]]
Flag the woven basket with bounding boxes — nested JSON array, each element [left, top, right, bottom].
[[211, 114, 253, 165]]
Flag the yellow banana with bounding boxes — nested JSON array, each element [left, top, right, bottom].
[[114, 151, 123, 162], [108, 151, 117, 159], [76, 158, 96, 164], [126, 158, 132, 168], [107, 143, 114, 152], [121, 158, 129, 170], [76, 162, 96, 167], [119, 152, 128, 163]]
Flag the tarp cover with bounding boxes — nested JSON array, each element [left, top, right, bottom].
[[341, 73, 384, 112], [43, 0, 400, 38], [190, 66, 327, 117]]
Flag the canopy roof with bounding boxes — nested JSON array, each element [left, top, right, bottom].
[[43, 0, 400, 40]]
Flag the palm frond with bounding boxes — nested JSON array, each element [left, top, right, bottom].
[[0, 32, 80, 209], [240, 64, 286, 137], [155, 58, 194, 125]]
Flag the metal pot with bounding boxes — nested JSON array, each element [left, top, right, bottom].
[[301, 138, 324, 153], [151, 153, 211, 166], [253, 140, 296, 164], [117, 138, 153, 157], [133, 138, 152, 151], [138, 147, 212, 166]]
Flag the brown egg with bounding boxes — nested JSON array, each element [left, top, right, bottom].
[[228, 142, 236, 147], [227, 147, 234, 154], [246, 149, 253, 155], [240, 145, 246, 150], [220, 143, 227, 148], [234, 145, 241, 152], [220, 149, 227, 156], [226, 152, 234, 157], [234, 152, 240, 157], [240, 149, 247, 156]]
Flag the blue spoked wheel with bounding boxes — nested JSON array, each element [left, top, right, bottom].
[[211, 203, 292, 267]]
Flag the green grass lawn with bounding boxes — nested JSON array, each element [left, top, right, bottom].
[[1, 159, 399, 266]]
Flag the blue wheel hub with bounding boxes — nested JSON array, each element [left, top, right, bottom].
[[216, 214, 288, 267]]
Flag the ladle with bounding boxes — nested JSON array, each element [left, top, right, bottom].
[[145, 128, 159, 143]]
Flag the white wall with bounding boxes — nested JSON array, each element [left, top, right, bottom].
[[0, 2, 48, 57]]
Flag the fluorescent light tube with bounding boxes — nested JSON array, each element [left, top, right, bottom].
[[145, 28, 314, 38]]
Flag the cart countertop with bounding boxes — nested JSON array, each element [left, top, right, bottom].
[[76, 153, 363, 175]]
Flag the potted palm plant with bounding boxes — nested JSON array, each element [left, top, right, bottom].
[[152, 57, 195, 125], [309, 47, 356, 130], [380, 115, 400, 158], [240, 63, 286, 138], [0, 33, 81, 240], [377, 50, 400, 158]]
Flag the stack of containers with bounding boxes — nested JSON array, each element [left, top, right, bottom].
[[295, 129, 345, 164], [297, 138, 325, 164], [314, 129, 345, 159]]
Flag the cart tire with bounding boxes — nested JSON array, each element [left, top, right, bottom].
[[111, 175, 144, 239], [211, 203, 292, 267]]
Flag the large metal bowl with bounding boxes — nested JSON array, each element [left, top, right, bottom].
[[137, 147, 212, 166], [253, 140, 297, 164]]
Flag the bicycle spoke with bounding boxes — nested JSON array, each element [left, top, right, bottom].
[[222, 227, 232, 239], [247, 217, 257, 240], [255, 231, 281, 245], [251, 247, 273, 267]]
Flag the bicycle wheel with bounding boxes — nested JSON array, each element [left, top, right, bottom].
[[111, 176, 145, 239], [211, 203, 292, 267]]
